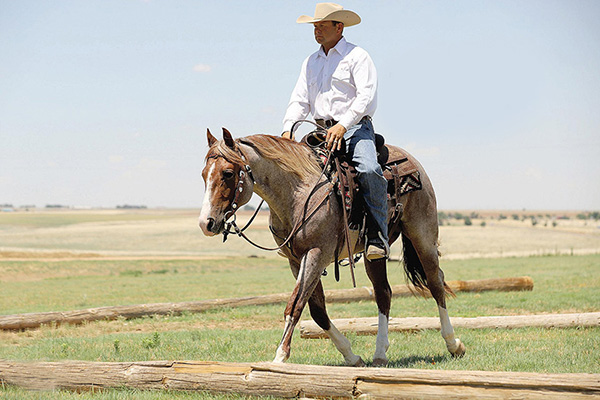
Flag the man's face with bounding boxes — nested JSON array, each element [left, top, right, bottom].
[[313, 21, 342, 47]]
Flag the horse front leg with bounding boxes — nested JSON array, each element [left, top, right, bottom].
[[365, 257, 392, 367], [274, 248, 327, 363], [308, 279, 364, 367]]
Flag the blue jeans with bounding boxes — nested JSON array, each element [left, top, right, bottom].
[[344, 118, 388, 243]]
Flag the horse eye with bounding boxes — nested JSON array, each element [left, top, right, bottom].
[[223, 170, 235, 180]]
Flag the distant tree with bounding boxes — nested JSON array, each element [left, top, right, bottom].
[[437, 212, 448, 226], [531, 217, 538, 226], [464, 216, 472, 226]]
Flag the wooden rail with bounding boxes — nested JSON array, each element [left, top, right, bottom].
[[1, 360, 599, 399], [300, 312, 600, 339], [0, 276, 533, 331]]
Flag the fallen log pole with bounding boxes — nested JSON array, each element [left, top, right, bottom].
[[328, 275, 533, 303], [1, 360, 599, 399], [300, 312, 600, 339], [0, 276, 532, 331]]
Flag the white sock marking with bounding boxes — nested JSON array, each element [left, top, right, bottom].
[[438, 305, 460, 353], [374, 312, 389, 361]]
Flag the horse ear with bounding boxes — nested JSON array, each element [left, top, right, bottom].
[[207, 128, 218, 147], [222, 127, 236, 149]]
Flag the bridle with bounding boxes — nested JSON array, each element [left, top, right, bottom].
[[215, 121, 335, 251], [209, 121, 358, 286]]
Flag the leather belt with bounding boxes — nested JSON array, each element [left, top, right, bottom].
[[315, 116, 371, 129], [315, 119, 338, 128]]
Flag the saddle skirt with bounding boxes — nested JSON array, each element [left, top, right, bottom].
[[301, 131, 423, 281], [302, 131, 423, 233]]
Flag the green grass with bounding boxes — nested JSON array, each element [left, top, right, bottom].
[[1, 254, 599, 315], [1, 254, 599, 399], [0, 386, 276, 400]]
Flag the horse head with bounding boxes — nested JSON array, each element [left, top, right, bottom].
[[198, 128, 254, 236]]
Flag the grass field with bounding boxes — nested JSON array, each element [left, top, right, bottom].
[[0, 209, 599, 399]]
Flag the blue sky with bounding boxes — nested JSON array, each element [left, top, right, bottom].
[[1, 0, 599, 210]]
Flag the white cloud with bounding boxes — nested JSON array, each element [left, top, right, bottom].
[[261, 106, 277, 115], [109, 155, 124, 164], [193, 63, 212, 73], [525, 167, 543, 180]]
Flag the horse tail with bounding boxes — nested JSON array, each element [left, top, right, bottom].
[[401, 233, 455, 298]]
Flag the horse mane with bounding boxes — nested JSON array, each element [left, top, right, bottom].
[[210, 134, 321, 181]]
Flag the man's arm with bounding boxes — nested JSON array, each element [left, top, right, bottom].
[[337, 50, 377, 130]]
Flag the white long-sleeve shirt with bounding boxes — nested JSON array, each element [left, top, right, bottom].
[[283, 37, 378, 132]]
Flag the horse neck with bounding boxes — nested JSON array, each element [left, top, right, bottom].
[[241, 144, 311, 226]]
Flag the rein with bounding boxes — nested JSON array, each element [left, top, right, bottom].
[[222, 120, 334, 252], [218, 121, 358, 287]]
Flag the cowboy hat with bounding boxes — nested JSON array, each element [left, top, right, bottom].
[[297, 3, 361, 27]]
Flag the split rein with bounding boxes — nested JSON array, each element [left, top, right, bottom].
[[221, 120, 335, 252]]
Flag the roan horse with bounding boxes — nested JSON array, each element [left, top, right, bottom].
[[199, 128, 465, 367]]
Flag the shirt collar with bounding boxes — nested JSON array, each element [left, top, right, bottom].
[[318, 37, 348, 58]]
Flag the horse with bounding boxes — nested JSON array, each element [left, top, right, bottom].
[[198, 127, 466, 367]]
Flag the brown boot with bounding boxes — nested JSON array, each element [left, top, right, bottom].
[[365, 214, 389, 261]]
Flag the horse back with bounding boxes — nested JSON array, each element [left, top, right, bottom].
[[379, 144, 437, 246]]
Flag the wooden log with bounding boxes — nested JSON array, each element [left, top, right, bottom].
[[0, 276, 533, 331], [322, 276, 533, 303], [1, 360, 599, 399], [300, 312, 600, 339]]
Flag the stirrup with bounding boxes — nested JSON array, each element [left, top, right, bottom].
[[366, 231, 390, 261]]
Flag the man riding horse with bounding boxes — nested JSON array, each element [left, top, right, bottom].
[[199, 2, 466, 367], [282, 3, 389, 261]]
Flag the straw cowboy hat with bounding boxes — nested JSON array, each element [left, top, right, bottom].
[[297, 3, 361, 27]]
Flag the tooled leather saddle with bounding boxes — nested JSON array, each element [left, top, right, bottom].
[[302, 131, 422, 232], [302, 130, 422, 287]]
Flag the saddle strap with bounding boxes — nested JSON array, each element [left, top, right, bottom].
[[334, 157, 357, 288], [392, 164, 403, 203], [389, 164, 406, 226]]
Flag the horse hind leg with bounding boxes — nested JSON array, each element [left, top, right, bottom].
[[308, 280, 364, 367], [402, 234, 466, 357], [365, 257, 392, 367]]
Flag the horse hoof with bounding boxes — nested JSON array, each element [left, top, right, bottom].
[[352, 356, 366, 367], [451, 340, 466, 358], [372, 358, 388, 367]]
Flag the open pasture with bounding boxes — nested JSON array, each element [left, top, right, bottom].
[[0, 209, 599, 399], [1, 208, 599, 260]]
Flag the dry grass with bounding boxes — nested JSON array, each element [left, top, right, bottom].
[[1, 208, 598, 261]]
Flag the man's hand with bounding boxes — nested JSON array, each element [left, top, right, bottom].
[[326, 124, 347, 151], [281, 131, 295, 140]]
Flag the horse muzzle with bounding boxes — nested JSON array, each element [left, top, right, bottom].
[[198, 215, 224, 236]]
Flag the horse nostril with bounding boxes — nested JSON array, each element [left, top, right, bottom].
[[206, 217, 215, 232]]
